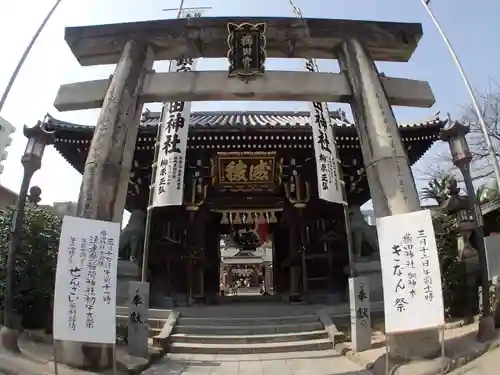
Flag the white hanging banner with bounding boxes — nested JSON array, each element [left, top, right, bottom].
[[151, 10, 204, 208], [377, 210, 445, 334], [308, 101, 343, 204], [484, 234, 500, 280], [304, 60, 343, 204], [53, 216, 120, 344]]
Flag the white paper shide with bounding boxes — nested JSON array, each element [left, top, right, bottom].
[[53, 216, 120, 344], [377, 210, 444, 334]]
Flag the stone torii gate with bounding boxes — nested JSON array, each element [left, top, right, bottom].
[[54, 16, 439, 371]]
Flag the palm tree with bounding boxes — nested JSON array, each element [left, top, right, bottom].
[[476, 185, 488, 203], [420, 175, 453, 205], [477, 183, 500, 203]]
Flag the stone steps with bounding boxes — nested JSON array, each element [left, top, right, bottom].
[[173, 321, 324, 335], [168, 338, 333, 354], [170, 330, 328, 344], [161, 310, 333, 355], [176, 313, 319, 326], [116, 307, 172, 341]]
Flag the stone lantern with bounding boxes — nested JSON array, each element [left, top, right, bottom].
[[440, 119, 495, 341], [439, 178, 479, 321]]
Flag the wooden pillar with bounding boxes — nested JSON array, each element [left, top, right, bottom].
[[57, 40, 154, 370], [288, 210, 301, 300], [299, 211, 308, 297], [195, 210, 207, 299], [272, 226, 287, 295]]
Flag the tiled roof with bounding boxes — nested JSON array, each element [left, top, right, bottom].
[[47, 111, 445, 130], [140, 110, 444, 129], [140, 110, 352, 128]]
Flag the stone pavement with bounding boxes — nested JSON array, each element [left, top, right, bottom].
[[336, 320, 500, 372], [142, 349, 372, 375], [448, 345, 500, 375]]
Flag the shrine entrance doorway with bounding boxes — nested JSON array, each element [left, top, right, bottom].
[[145, 142, 352, 307], [218, 213, 277, 302]]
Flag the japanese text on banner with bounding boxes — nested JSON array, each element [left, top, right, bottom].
[[304, 61, 343, 204], [152, 11, 204, 207], [53, 216, 120, 344], [377, 210, 444, 334], [152, 58, 196, 207]]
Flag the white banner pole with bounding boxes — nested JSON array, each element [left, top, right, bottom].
[[140, 2, 211, 281]]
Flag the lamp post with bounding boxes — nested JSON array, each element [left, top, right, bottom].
[[440, 120, 496, 342], [0, 120, 54, 352], [420, 0, 500, 192]]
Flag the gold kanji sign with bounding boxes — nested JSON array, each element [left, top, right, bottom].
[[217, 152, 276, 190], [227, 22, 266, 77]]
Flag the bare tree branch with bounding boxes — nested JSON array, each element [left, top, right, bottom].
[[420, 86, 500, 186]]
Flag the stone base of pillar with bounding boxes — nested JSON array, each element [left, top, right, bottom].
[[116, 260, 140, 306], [477, 315, 496, 342], [0, 326, 21, 353], [56, 260, 138, 370], [370, 353, 451, 375], [289, 266, 302, 302], [344, 261, 383, 302], [156, 296, 176, 308], [56, 340, 113, 371]]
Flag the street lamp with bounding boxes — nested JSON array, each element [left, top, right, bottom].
[[0, 120, 54, 352], [440, 119, 496, 342]]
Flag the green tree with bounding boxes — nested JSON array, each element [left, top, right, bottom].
[[420, 175, 453, 205], [432, 211, 466, 318], [0, 204, 62, 329]]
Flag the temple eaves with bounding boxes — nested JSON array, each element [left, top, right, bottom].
[[45, 111, 446, 132]]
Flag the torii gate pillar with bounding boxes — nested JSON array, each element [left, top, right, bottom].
[[56, 40, 154, 370], [338, 39, 441, 364]]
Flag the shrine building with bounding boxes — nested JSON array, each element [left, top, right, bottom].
[[47, 110, 445, 306]]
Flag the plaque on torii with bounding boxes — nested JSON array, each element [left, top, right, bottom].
[[227, 22, 266, 77]]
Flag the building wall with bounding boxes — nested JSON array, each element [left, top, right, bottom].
[[362, 210, 375, 226], [0, 117, 15, 176], [0, 185, 18, 213], [52, 201, 78, 217]]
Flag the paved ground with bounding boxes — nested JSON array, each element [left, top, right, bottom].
[[223, 286, 262, 296], [448, 345, 500, 375], [143, 350, 372, 375]]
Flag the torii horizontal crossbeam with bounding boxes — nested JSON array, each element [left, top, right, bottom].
[[54, 71, 435, 111], [64, 17, 422, 66]]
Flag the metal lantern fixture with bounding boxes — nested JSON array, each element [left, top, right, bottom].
[[440, 119, 472, 166], [0, 119, 54, 352], [22, 121, 54, 169]]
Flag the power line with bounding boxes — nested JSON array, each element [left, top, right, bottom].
[[0, 0, 63, 114], [420, 0, 500, 191]]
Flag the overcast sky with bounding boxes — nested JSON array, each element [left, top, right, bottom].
[[0, 0, 499, 225]]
